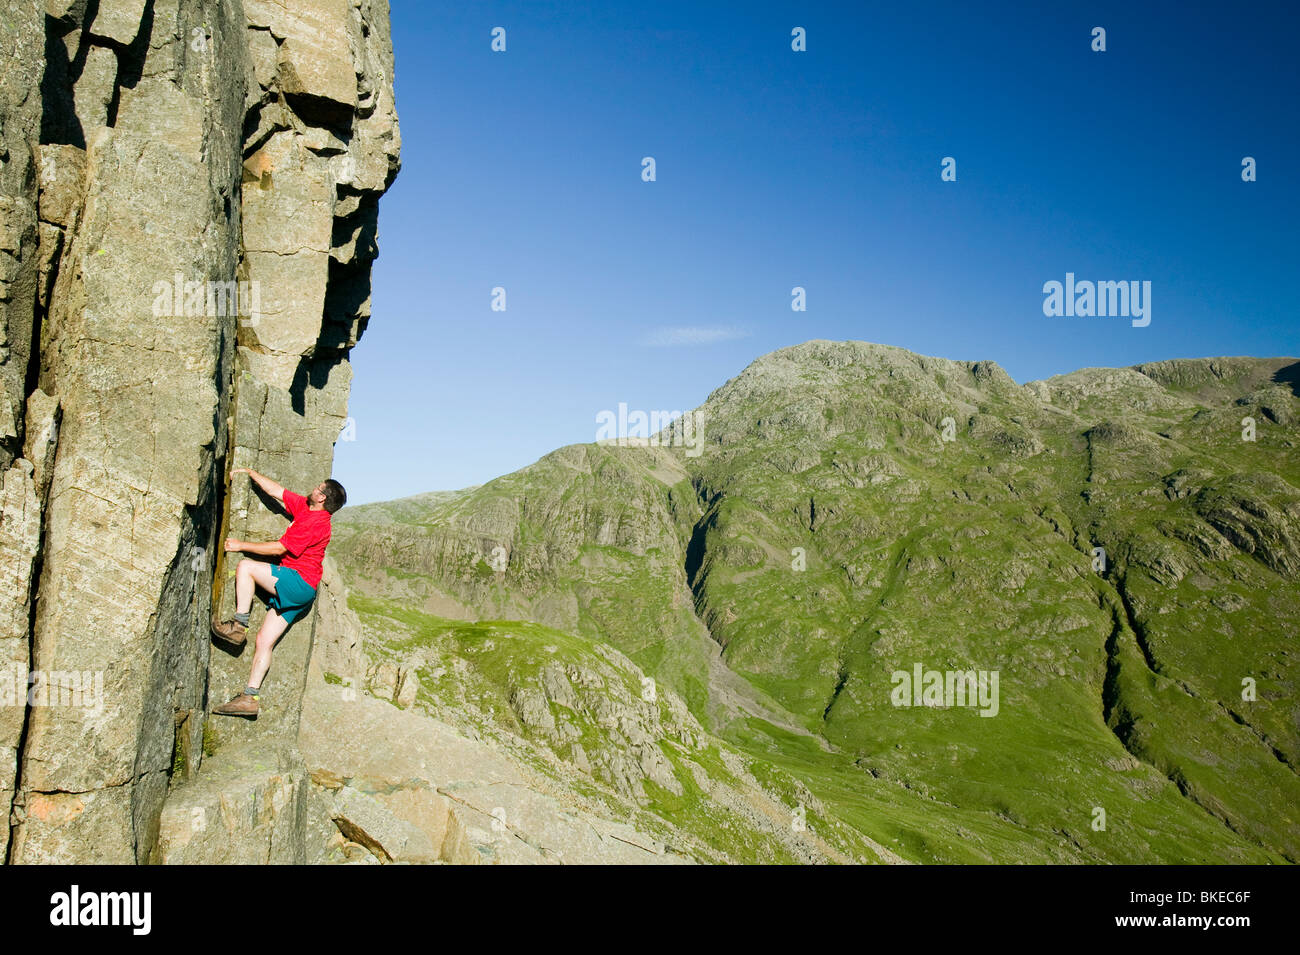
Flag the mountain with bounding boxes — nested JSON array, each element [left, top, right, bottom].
[[330, 340, 1300, 863]]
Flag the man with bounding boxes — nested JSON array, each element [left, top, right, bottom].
[[209, 467, 346, 718]]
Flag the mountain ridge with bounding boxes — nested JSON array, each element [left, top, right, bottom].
[[330, 339, 1299, 863]]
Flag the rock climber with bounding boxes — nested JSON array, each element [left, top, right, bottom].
[[209, 467, 346, 718]]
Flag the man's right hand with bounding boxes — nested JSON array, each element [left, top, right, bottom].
[[233, 467, 286, 505]]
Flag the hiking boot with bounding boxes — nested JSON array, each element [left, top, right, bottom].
[[212, 693, 259, 718], [211, 617, 248, 649]]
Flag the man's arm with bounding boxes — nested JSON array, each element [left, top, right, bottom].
[[225, 538, 287, 557], [232, 467, 285, 505]]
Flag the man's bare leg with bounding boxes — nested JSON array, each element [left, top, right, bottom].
[[212, 558, 279, 648], [212, 604, 289, 718], [235, 558, 278, 613], [247, 608, 290, 690]]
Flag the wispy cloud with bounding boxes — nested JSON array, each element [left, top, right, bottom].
[[640, 325, 748, 347]]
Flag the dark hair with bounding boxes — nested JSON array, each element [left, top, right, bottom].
[[322, 479, 347, 514]]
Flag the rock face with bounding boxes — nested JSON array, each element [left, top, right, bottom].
[[0, 0, 398, 863]]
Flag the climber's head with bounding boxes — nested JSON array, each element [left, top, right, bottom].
[[309, 479, 348, 514]]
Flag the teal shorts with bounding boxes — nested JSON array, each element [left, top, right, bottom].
[[266, 565, 317, 625]]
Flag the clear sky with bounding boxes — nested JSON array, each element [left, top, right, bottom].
[[334, 0, 1299, 505]]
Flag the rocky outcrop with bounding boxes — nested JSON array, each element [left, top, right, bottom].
[[1, 0, 398, 864], [151, 559, 704, 865], [282, 564, 875, 864], [298, 659, 693, 865]]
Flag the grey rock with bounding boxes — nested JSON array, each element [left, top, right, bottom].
[[331, 785, 438, 864], [86, 0, 147, 45]]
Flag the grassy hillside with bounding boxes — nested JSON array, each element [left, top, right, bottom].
[[341, 595, 890, 863]]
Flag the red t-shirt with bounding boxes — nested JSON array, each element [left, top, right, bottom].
[[279, 490, 331, 589]]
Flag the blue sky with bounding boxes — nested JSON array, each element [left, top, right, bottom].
[[335, 0, 1299, 504]]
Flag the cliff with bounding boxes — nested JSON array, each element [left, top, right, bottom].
[[1, 0, 399, 863]]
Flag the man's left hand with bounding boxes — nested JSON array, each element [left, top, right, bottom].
[[224, 538, 243, 552]]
